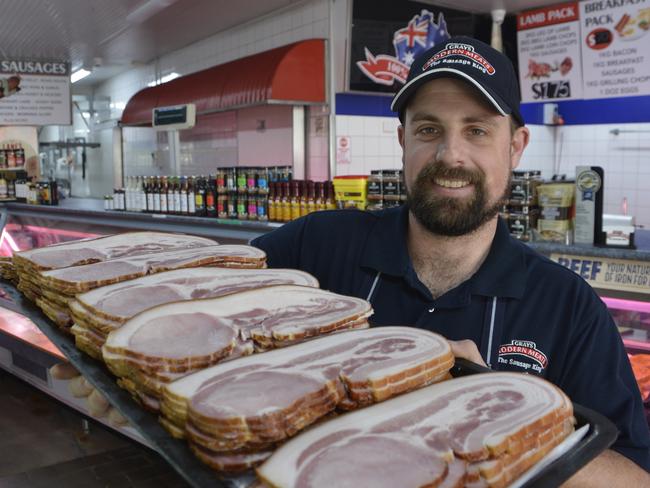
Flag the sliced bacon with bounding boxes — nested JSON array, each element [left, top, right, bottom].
[[74, 267, 317, 323], [14, 232, 217, 271], [257, 373, 574, 488], [38, 244, 265, 293]]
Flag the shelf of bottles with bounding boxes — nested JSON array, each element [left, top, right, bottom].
[[108, 166, 336, 223]]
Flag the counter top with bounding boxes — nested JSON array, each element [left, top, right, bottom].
[[2, 199, 650, 260], [529, 234, 650, 261]]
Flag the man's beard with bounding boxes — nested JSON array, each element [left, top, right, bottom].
[[406, 162, 509, 237]]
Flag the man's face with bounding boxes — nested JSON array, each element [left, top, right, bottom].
[[7, 77, 19, 91], [398, 77, 528, 236]]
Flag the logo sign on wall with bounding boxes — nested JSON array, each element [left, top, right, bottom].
[[516, 2, 583, 102], [349, 0, 476, 94], [0, 59, 71, 126], [579, 0, 650, 99], [356, 10, 450, 87]]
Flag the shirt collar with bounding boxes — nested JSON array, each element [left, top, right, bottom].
[[469, 218, 527, 299], [360, 206, 527, 299]]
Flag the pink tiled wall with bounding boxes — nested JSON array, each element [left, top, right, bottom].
[[237, 105, 293, 167]]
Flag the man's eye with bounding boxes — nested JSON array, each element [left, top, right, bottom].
[[418, 127, 437, 136], [470, 128, 487, 136]]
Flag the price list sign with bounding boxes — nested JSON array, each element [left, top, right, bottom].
[[0, 59, 71, 126], [517, 2, 583, 102], [580, 0, 650, 99]]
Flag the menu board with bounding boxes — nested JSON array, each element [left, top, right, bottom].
[[0, 59, 71, 126], [517, 2, 583, 102], [580, 0, 650, 99]]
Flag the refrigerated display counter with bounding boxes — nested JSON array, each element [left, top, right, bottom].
[[0, 198, 280, 246], [1, 199, 649, 458]]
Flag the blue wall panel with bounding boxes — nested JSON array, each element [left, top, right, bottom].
[[337, 92, 650, 126]]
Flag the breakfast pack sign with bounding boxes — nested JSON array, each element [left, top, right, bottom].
[[516, 2, 583, 102], [0, 59, 71, 125], [579, 0, 650, 99]]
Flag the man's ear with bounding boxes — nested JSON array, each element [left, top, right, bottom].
[[510, 126, 530, 170], [398, 124, 405, 150]]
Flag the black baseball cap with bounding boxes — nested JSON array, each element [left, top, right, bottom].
[[391, 36, 524, 127]]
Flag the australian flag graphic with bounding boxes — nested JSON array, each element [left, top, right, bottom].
[[357, 10, 450, 86]]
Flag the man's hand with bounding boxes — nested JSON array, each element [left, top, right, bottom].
[[448, 339, 487, 367], [561, 449, 650, 487]]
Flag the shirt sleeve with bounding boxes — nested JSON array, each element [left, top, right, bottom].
[[250, 216, 308, 269], [555, 285, 650, 472]]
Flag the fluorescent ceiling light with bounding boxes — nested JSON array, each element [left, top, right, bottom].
[[127, 0, 178, 24], [71, 69, 91, 83], [147, 72, 180, 87]]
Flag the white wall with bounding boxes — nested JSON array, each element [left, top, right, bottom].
[[521, 122, 650, 227]]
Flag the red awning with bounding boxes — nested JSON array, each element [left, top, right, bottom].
[[121, 39, 325, 126]]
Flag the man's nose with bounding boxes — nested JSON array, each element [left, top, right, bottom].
[[434, 132, 469, 166]]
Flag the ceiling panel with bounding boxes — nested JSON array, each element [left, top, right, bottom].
[[0, 0, 569, 87], [0, 0, 301, 85]]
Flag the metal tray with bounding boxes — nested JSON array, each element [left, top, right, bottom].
[[0, 280, 618, 488]]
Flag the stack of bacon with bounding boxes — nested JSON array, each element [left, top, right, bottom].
[[101, 285, 373, 412], [257, 372, 575, 488], [69, 267, 319, 360], [159, 327, 454, 472], [0, 256, 16, 283], [12, 232, 265, 330], [13, 232, 218, 319]]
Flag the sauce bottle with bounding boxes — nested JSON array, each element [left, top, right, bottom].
[[290, 180, 301, 220], [281, 182, 291, 223]]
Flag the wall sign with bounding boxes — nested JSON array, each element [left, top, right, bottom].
[[551, 253, 650, 294], [0, 59, 71, 126], [517, 2, 583, 102], [580, 0, 650, 99], [349, 0, 476, 94]]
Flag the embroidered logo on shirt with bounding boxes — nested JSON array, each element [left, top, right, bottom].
[[497, 339, 548, 374]]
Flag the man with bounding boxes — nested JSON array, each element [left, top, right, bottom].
[[252, 36, 650, 483]]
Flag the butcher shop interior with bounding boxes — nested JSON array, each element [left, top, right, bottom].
[[1, 0, 650, 486]]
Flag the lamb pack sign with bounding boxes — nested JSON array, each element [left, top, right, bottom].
[[517, 0, 650, 102], [0, 59, 71, 126], [517, 2, 583, 102]]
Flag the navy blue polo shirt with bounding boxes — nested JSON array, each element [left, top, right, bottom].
[[252, 205, 650, 471]]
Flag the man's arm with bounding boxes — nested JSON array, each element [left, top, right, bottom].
[[562, 449, 650, 487]]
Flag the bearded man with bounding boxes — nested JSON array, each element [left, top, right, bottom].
[[252, 37, 650, 483]]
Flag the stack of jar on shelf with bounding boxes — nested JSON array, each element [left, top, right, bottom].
[[500, 170, 542, 242], [366, 170, 407, 211], [108, 166, 335, 222], [0, 144, 26, 169]]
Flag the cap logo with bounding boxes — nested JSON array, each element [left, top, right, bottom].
[[422, 42, 496, 75]]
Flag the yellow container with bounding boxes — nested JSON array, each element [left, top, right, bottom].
[[333, 176, 368, 210]]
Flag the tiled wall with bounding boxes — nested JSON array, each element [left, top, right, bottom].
[[334, 115, 402, 176], [333, 115, 650, 228]]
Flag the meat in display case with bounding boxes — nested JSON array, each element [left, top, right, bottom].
[[605, 297, 650, 419]]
